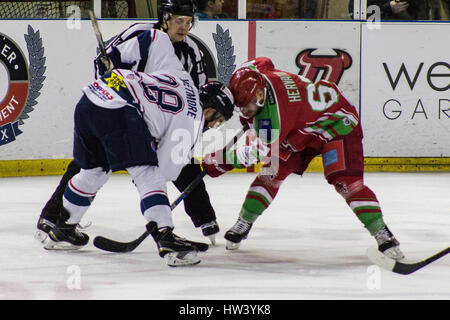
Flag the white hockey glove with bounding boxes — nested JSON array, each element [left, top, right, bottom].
[[235, 129, 269, 166]]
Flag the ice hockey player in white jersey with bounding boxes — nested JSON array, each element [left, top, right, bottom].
[[37, 0, 220, 246], [44, 67, 234, 267]]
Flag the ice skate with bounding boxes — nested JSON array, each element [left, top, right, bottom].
[[173, 233, 209, 252], [200, 220, 219, 245], [224, 217, 253, 250], [35, 215, 57, 244], [155, 226, 201, 267], [35, 199, 60, 244], [44, 207, 89, 250], [374, 226, 404, 260]]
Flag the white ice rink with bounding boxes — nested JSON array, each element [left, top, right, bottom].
[[1, 172, 449, 300]]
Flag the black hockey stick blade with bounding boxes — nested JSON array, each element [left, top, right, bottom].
[[93, 229, 152, 253], [367, 246, 450, 275]]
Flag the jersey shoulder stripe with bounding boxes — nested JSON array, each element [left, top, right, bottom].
[[136, 30, 155, 71], [119, 23, 155, 42]]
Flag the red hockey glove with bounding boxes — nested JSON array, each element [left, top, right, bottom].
[[201, 150, 234, 178], [279, 142, 293, 161]]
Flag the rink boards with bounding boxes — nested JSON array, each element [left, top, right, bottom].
[[0, 19, 448, 176]]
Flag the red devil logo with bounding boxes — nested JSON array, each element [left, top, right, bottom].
[[295, 49, 352, 84]]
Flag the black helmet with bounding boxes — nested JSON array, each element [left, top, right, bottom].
[[199, 81, 234, 121], [158, 0, 197, 24]]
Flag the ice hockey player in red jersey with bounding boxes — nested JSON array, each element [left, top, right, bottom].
[[201, 57, 405, 260]]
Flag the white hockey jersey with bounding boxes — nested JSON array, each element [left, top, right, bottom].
[[106, 28, 185, 76], [97, 23, 207, 87], [82, 68, 204, 181]]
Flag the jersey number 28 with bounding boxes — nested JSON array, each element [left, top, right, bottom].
[[142, 74, 184, 114]]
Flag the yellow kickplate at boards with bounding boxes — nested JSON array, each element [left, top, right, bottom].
[[0, 157, 449, 177]]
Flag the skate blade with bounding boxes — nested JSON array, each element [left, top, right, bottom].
[[165, 251, 200, 267], [43, 239, 84, 251], [207, 235, 216, 246], [226, 240, 240, 250]]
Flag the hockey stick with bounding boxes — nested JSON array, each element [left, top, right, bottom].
[[93, 125, 250, 253], [367, 246, 450, 275], [88, 10, 108, 58]]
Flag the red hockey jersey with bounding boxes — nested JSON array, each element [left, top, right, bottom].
[[240, 57, 360, 154]]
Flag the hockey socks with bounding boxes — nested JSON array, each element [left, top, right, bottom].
[[62, 180, 97, 224], [345, 186, 385, 235], [62, 168, 110, 224], [140, 190, 173, 228], [333, 177, 385, 234], [240, 176, 282, 223], [333, 176, 403, 259]]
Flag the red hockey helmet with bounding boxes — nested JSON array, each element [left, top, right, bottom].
[[228, 67, 267, 108]]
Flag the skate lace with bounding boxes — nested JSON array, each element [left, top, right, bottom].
[[230, 218, 251, 235], [173, 233, 187, 241], [201, 221, 217, 230], [374, 227, 393, 245]]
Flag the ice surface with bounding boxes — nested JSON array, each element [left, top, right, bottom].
[[0, 172, 449, 300]]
